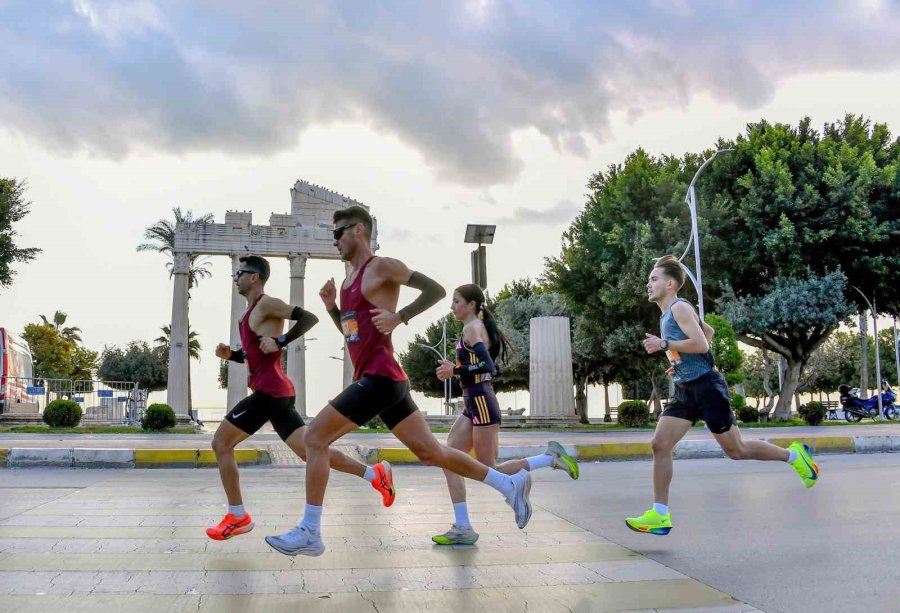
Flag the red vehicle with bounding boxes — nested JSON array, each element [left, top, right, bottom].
[[0, 328, 34, 413]]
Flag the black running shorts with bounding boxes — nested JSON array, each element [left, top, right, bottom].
[[330, 375, 419, 429], [661, 370, 736, 434], [225, 391, 304, 441], [462, 383, 501, 427]]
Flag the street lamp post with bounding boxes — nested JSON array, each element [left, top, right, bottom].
[[851, 286, 883, 418], [894, 316, 900, 389], [675, 149, 733, 319]]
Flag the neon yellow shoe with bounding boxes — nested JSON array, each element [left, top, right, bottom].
[[789, 441, 819, 488], [625, 508, 672, 535], [547, 441, 579, 480]]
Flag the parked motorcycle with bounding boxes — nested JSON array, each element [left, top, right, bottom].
[[837, 381, 898, 422]]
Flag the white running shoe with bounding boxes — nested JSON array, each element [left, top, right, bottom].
[[505, 469, 533, 529], [265, 525, 325, 557]]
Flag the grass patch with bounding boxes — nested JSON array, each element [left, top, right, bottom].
[[0, 426, 198, 434]]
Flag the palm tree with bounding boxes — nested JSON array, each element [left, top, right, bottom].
[[139, 207, 214, 420], [156, 325, 202, 418], [39, 310, 82, 344], [137, 206, 215, 290]]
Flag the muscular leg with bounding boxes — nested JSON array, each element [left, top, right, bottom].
[[650, 416, 693, 506], [283, 425, 366, 478], [713, 425, 790, 462], [389, 411, 491, 480], [211, 419, 251, 506], [303, 405, 361, 506], [442, 416, 475, 504]]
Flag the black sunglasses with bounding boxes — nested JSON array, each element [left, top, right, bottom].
[[332, 222, 359, 240], [233, 269, 256, 279]]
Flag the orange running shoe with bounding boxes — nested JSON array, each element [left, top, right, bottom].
[[371, 460, 396, 507], [206, 512, 254, 540]]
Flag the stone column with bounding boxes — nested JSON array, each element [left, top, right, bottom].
[[342, 261, 354, 388], [226, 255, 248, 411], [166, 252, 191, 419], [529, 316, 576, 418], [287, 255, 308, 416]]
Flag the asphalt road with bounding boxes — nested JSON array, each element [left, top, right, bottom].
[[533, 453, 900, 613]]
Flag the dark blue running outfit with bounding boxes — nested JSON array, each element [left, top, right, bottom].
[[454, 338, 501, 427]]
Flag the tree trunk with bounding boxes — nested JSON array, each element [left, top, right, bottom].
[[574, 375, 590, 424], [774, 359, 803, 420], [860, 311, 869, 398], [603, 382, 612, 422], [760, 349, 776, 421]]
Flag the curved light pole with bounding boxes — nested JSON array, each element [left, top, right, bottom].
[[851, 286, 883, 418], [417, 316, 451, 415], [675, 149, 734, 319]]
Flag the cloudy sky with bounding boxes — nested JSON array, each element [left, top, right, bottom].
[[2, 0, 899, 417]]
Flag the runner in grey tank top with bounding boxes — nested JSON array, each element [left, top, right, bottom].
[[624, 256, 819, 537]]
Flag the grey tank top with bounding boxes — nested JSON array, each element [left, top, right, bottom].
[[660, 297, 715, 383]]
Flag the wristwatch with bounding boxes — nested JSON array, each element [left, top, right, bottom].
[[275, 335, 287, 348], [659, 339, 669, 351]]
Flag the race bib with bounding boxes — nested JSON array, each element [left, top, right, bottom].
[[341, 311, 360, 343], [666, 348, 682, 367]]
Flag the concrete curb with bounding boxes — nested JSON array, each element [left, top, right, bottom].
[[1, 448, 271, 468], [2, 435, 900, 468]]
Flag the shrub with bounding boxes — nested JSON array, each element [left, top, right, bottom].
[[799, 401, 826, 426], [733, 394, 758, 423], [617, 400, 651, 428], [142, 403, 177, 431], [43, 399, 83, 427]]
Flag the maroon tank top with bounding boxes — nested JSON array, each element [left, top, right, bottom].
[[239, 294, 295, 398], [340, 257, 408, 382]]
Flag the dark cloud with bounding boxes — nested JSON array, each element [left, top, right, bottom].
[[498, 199, 580, 226], [0, 1, 897, 186]]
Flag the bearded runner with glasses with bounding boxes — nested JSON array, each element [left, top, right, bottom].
[[206, 254, 396, 542], [265, 206, 534, 557]]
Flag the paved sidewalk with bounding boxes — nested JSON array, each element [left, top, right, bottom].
[[0, 466, 760, 612]]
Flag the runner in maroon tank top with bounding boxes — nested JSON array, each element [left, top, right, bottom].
[[206, 255, 396, 543], [266, 206, 535, 558]]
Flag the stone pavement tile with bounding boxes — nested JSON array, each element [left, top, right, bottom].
[[581, 559, 689, 582], [3, 594, 200, 613]]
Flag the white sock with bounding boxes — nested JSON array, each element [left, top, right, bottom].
[[228, 504, 245, 518], [453, 502, 471, 529], [482, 468, 514, 497], [787, 449, 798, 463], [653, 503, 669, 516], [299, 503, 323, 534], [526, 453, 554, 471], [363, 466, 376, 482]]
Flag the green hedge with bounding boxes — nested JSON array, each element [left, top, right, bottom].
[[617, 400, 651, 428], [733, 394, 758, 423], [141, 403, 177, 431], [799, 401, 826, 426], [43, 399, 83, 428]]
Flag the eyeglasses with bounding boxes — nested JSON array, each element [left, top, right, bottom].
[[233, 269, 256, 280], [332, 223, 359, 240]]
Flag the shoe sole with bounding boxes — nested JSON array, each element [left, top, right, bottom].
[[264, 535, 325, 557], [791, 442, 819, 488], [548, 441, 579, 480], [379, 461, 396, 507], [516, 472, 533, 529], [624, 520, 671, 536], [431, 534, 479, 546], [206, 521, 254, 541]]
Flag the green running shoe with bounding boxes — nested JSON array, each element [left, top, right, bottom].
[[546, 441, 579, 480], [789, 441, 819, 488], [431, 524, 479, 546], [625, 508, 672, 535]]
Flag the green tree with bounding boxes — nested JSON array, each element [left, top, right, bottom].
[[705, 313, 745, 386], [0, 178, 40, 289], [97, 342, 168, 392], [21, 324, 73, 380], [70, 346, 99, 382], [39, 310, 83, 344], [401, 314, 464, 398]]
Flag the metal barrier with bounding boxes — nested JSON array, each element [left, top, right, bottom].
[[0, 377, 145, 424]]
